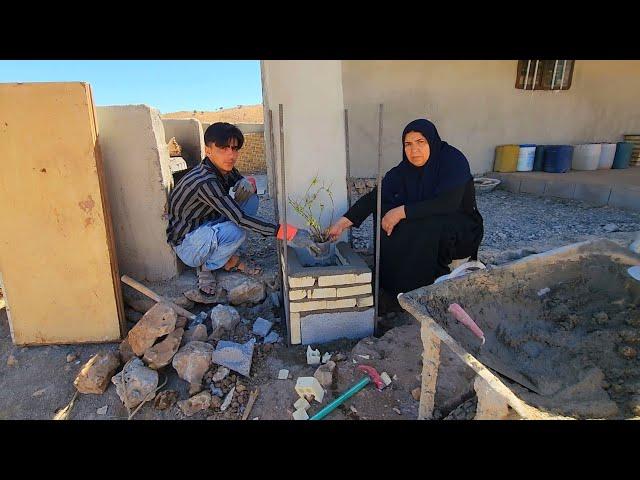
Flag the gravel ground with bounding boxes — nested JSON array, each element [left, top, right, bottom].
[[349, 189, 640, 265]]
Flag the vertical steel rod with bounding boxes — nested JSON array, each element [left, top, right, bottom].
[[374, 104, 383, 325], [278, 104, 291, 345], [344, 108, 353, 247]]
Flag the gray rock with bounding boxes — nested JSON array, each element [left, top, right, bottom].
[[313, 361, 336, 388], [143, 327, 184, 369], [210, 386, 224, 397], [211, 338, 256, 377], [182, 324, 208, 345], [74, 351, 121, 394], [210, 304, 241, 338], [217, 271, 266, 305], [263, 331, 281, 344], [604, 223, 619, 233], [252, 317, 273, 337], [111, 358, 158, 409], [211, 366, 230, 383], [177, 391, 212, 417], [269, 292, 281, 308], [172, 341, 214, 386], [127, 303, 177, 356]]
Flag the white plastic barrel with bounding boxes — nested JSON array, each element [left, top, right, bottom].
[[572, 143, 602, 170], [597, 143, 616, 170], [516, 144, 536, 171]]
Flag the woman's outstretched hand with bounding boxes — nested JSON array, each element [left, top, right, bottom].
[[381, 205, 406, 236], [327, 217, 354, 242]]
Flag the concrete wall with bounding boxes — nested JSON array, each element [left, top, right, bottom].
[[261, 60, 349, 231], [161, 118, 205, 169], [341, 60, 640, 176], [97, 105, 179, 282], [0, 82, 123, 344]]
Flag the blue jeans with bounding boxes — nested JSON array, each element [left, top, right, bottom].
[[174, 194, 259, 271]]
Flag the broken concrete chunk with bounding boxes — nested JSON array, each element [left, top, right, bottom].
[[295, 377, 325, 403], [321, 352, 332, 364], [537, 287, 551, 297], [96, 406, 108, 415], [313, 361, 336, 388], [278, 369, 289, 380], [252, 317, 273, 337], [178, 391, 212, 417], [307, 346, 321, 365], [292, 408, 309, 420], [211, 338, 255, 377], [154, 390, 178, 410], [127, 303, 177, 356], [111, 358, 158, 409], [210, 304, 241, 339], [380, 372, 393, 387], [66, 353, 78, 363], [211, 366, 230, 383], [263, 331, 281, 344], [294, 397, 310, 411], [143, 327, 184, 369], [74, 351, 121, 394], [172, 341, 214, 386], [182, 324, 208, 344], [220, 386, 235, 412]]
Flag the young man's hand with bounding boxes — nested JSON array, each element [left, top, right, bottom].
[[381, 205, 406, 236], [233, 177, 257, 203], [327, 217, 353, 242]]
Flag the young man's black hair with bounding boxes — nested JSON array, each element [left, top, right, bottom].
[[204, 122, 245, 149]]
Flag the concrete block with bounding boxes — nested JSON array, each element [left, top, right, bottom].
[[307, 346, 321, 365], [96, 105, 179, 282], [325, 298, 357, 310], [318, 274, 358, 287], [544, 180, 576, 200], [294, 397, 310, 410], [380, 372, 392, 386], [300, 309, 375, 345], [290, 300, 327, 313], [357, 296, 374, 308], [573, 184, 612, 207], [278, 369, 289, 380], [252, 317, 273, 337], [290, 312, 301, 345], [289, 289, 307, 301], [292, 408, 309, 420], [336, 284, 372, 297], [355, 272, 372, 283], [295, 377, 325, 403], [519, 178, 546, 196], [308, 288, 337, 299], [289, 276, 315, 288], [287, 243, 371, 280], [609, 185, 640, 212]]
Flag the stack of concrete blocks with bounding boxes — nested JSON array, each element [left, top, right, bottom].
[[96, 105, 180, 282], [161, 118, 205, 170], [284, 242, 374, 345]]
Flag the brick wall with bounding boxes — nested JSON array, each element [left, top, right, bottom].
[[236, 132, 267, 173]]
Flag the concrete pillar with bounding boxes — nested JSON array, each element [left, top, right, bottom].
[[96, 105, 179, 282], [418, 321, 442, 419], [261, 61, 348, 233], [161, 118, 205, 169]]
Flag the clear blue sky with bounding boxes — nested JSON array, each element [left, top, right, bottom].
[[0, 60, 263, 113]]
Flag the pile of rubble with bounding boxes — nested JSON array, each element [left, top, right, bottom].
[[72, 271, 283, 419]]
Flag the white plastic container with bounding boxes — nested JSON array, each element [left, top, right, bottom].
[[597, 143, 616, 170], [516, 144, 536, 171], [572, 143, 602, 171]]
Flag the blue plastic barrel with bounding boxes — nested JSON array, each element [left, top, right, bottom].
[[543, 145, 573, 173], [612, 142, 633, 169], [533, 145, 546, 171]]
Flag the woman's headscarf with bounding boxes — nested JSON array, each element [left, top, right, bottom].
[[382, 119, 471, 209]]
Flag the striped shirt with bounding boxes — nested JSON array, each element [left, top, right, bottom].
[[166, 157, 277, 246]]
